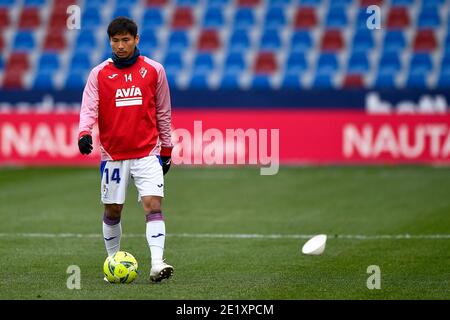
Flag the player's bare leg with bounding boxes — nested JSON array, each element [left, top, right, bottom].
[[142, 196, 173, 283]]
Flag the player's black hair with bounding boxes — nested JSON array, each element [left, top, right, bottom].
[[107, 17, 138, 38]]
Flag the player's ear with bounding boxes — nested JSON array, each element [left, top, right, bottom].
[[135, 34, 140, 45]]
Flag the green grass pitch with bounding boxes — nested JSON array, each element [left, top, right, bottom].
[[0, 166, 449, 299]]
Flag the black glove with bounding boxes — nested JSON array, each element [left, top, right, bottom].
[[78, 134, 93, 155], [161, 156, 171, 175]]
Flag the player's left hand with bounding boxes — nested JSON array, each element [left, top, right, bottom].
[[160, 146, 173, 175], [161, 156, 171, 175]]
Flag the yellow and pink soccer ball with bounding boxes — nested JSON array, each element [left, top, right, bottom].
[[103, 251, 138, 284]]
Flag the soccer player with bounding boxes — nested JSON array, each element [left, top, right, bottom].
[[78, 17, 174, 283]]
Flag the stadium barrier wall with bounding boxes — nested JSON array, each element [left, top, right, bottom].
[[1, 110, 450, 166]]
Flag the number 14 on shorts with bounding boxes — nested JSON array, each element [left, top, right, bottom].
[[104, 168, 121, 184]]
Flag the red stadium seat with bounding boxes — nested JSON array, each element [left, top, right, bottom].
[[48, 11, 68, 29], [43, 31, 66, 51], [171, 7, 194, 29], [254, 52, 278, 74], [2, 69, 25, 89], [320, 29, 344, 52], [293, 7, 318, 29], [6, 53, 29, 71], [0, 8, 10, 28], [343, 74, 365, 88], [52, 0, 75, 9], [360, 0, 383, 6], [0, 33, 4, 52], [237, 0, 261, 6], [197, 29, 221, 51], [413, 29, 437, 52], [386, 7, 410, 29], [146, 0, 168, 6], [18, 8, 41, 30]]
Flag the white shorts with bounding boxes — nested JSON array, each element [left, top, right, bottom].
[[100, 155, 164, 204]]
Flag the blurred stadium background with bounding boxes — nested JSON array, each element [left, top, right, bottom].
[[1, 0, 450, 91], [0, 0, 450, 300]]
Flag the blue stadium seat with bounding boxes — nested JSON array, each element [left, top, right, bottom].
[[33, 70, 55, 90], [37, 53, 60, 73], [163, 52, 184, 74], [70, 55, 91, 71], [228, 30, 251, 53], [233, 8, 255, 30], [422, 0, 444, 7], [75, 32, 97, 52], [13, 31, 35, 52], [352, 30, 374, 53], [64, 70, 87, 89], [285, 52, 307, 74], [82, 11, 101, 30], [224, 53, 246, 74], [406, 73, 428, 88], [282, 74, 301, 89], [417, 7, 440, 29], [383, 31, 406, 53], [142, 9, 164, 29], [374, 72, 396, 88], [139, 33, 158, 53], [328, 0, 352, 7], [437, 70, 450, 87], [316, 53, 339, 74], [111, 8, 131, 20], [192, 53, 215, 75], [298, 0, 322, 7], [167, 31, 190, 52], [220, 73, 241, 89], [290, 31, 313, 53], [313, 73, 334, 88], [325, 6, 347, 29], [115, 0, 137, 9], [263, 7, 286, 30], [203, 8, 224, 29], [259, 30, 282, 51], [23, 0, 46, 7], [268, 0, 291, 7], [378, 52, 402, 73], [189, 74, 209, 88], [347, 52, 370, 74], [176, 0, 199, 6], [0, 0, 15, 7], [83, 0, 104, 9], [440, 55, 450, 74], [252, 75, 273, 89], [409, 53, 433, 74], [165, 73, 179, 88], [207, 0, 230, 7], [0, 55, 3, 70], [407, 53, 432, 85]]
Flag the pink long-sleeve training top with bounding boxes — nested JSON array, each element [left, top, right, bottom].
[[78, 56, 173, 160]]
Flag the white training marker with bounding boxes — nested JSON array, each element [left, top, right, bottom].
[[302, 234, 327, 255]]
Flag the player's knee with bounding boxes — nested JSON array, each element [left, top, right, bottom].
[[105, 204, 123, 219], [142, 196, 162, 213]]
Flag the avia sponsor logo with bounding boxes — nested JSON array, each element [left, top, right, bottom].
[[115, 86, 142, 107], [343, 124, 450, 159]]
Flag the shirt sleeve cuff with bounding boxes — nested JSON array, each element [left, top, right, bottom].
[[160, 146, 173, 157]]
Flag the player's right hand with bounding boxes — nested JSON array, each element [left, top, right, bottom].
[[78, 134, 93, 155]]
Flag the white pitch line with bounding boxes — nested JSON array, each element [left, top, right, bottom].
[[0, 233, 449, 240]]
